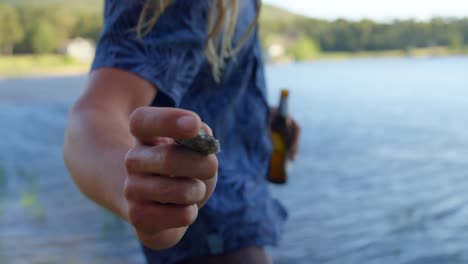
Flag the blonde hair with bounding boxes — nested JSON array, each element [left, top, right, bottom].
[[137, 0, 262, 81]]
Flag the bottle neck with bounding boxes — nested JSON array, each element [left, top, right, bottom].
[[278, 95, 289, 118]]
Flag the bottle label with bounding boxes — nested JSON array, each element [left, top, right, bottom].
[[269, 132, 288, 184], [272, 133, 286, 151]]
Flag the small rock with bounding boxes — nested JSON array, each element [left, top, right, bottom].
[[175, 130, 220, 155]]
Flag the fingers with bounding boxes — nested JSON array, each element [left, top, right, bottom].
[[137, 227, 189, 250], [289, 119, 301, 161], [124, 175, 206, 205], [201, 122, 213, 136], [125, 144, 218, 181], [129, 107, 202, 144], [123, 140, 219, 249], [125, 107, 218, 250], [128, 202, 198, 236]]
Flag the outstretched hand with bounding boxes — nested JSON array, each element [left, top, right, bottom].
[[123, 107, 218, 250]]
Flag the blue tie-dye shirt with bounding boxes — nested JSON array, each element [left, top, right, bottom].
[[92, 1, 287, 263]]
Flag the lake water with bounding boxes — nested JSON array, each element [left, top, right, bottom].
[[1, 57, 468, 264]]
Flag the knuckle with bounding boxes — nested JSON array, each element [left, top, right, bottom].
[[175, 180, 204, 205], [124, 149, 141, 172], [159, 146, 173, 174], [180, 183, 199, 204], [206, 155, 219, 178], [177, 206, 197, 226], [129, 107, 146, 135], [128, 204, 145, 229], [123, 178, 138, 201], [154, 180, 170, 200], [179, 190, 192, 204], [193, 180, 206, 202]]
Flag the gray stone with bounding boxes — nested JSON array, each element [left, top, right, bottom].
[[175, 130, 220, 155]]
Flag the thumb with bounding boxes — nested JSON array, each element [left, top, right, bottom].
[[129, 107, 202, 144]]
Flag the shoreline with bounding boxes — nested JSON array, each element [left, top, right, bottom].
[[1, 68, 90, 80], [2, 51, 467, 79], [0, 55, 91, 80], [270, 54, 468, 66], [269, 47, 468, 64]]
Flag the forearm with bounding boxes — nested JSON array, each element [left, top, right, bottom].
[[63, 104, 133, 221]]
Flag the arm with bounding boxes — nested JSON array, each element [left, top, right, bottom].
[[64, 68, 153, 219], [63, 68, 218, 249]]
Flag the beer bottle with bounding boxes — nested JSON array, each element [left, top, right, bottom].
[[268, 89, 293, 184]]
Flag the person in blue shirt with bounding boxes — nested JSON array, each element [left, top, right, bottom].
[[63, 0, 300, 263]]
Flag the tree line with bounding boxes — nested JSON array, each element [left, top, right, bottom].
[[0, 4, 101, 55], [1, 3, 467, 58], [260, 13, 468, 60]]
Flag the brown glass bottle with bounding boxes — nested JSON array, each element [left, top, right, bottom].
[[268, 89, 293, 184]]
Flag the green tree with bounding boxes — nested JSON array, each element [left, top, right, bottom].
[[459, 19, 468, 46], [430, 18, 451, 46], [46, 7, 75, 47], [71, 13, 102, 41], [14, 5, 73, 54], [259, 5, 468, 54], [450, 31, 464, 51], [0, 4, 24, 54], [15, 6, 44, 53], [30, 19, 57, 53], [290, 37, 321, 60]]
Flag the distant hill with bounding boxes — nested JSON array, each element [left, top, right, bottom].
[[0, 0, 103, 12], [2, 0, 467, 60], [260, 4, 308, 23], [0, 0, 299, 19], [0, 0, 310, 61]]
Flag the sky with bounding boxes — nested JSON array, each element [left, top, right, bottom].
[[264, 0, 468, 21]]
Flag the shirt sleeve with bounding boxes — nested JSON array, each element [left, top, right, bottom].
[[92, 0, 208, 106]]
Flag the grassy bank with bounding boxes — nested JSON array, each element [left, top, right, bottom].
[[271, 47, 468, 64], [318, 47, 468, 60], [0, 55, 90, 78], [1, 48, 467, 78]]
